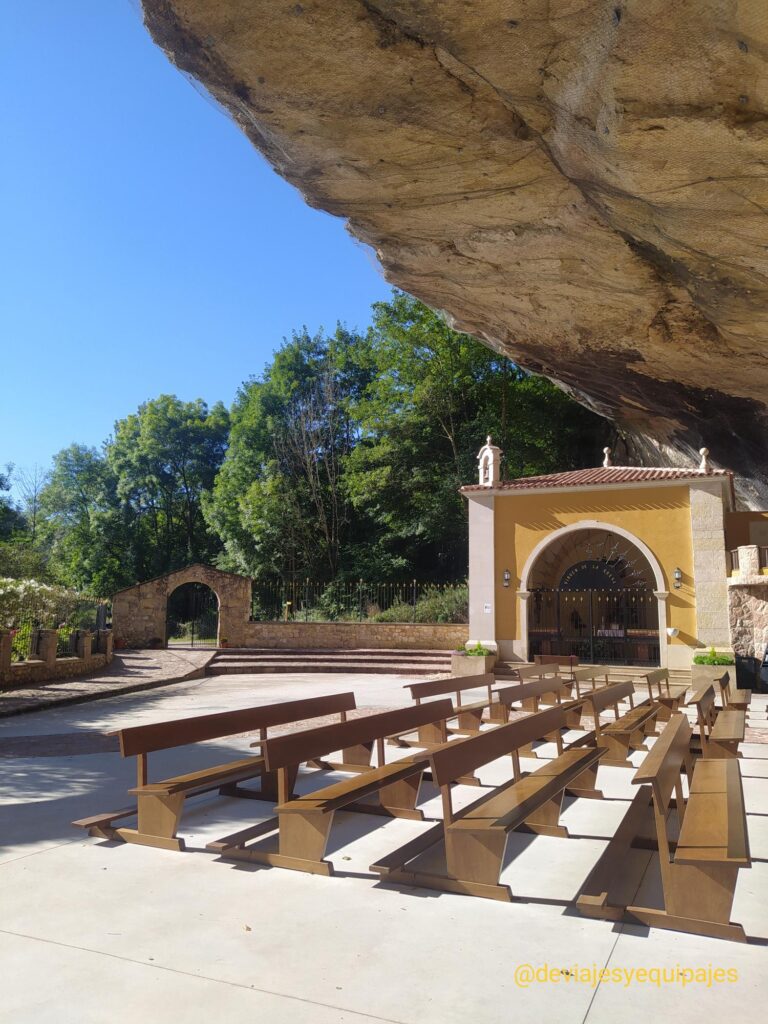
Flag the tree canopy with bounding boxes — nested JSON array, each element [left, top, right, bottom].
[[3, 293, 608, 596]]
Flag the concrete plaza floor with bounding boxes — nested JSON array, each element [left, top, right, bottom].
[[1, 671, 767, 1023]]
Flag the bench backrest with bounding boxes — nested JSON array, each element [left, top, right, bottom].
[[584, 679, 635, 717], [534, 654, 579, 673], [513, 663, 560, 682], [496, 677, 566, 707], [633, 712, 691, 808], [716, 671, 732, 702], [263, 699, 454, 771], [405, 673, 494, 703], [689, 684, 717, 751], [571, 666, 611, 693], [428, 705, 567, 789], [643, 668, 671, 698], [113, 692, 357, 757]]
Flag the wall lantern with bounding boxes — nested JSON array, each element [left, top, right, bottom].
[[502, 569, 511, 588], [673, 567, 683, 589]]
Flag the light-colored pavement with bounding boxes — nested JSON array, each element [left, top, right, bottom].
[[0, 648, 216, 718], [1, 672, 767, 1023]]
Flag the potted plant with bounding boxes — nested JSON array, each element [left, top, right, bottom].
[[451, 642, 497, 677], [691, 646, 735, 686], [219, 637, 230, 649]]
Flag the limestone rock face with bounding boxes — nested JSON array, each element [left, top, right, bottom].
[[142, 1, 768, 504]]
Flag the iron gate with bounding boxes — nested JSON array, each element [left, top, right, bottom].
[[528, 589, 659, 666], [166, 583, 219, 648]]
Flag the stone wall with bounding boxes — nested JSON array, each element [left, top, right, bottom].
[[0, 629, 113, 689], [241, 621, 467, 651], [113, 564, 252, 647], [728, 544, 768, 662]]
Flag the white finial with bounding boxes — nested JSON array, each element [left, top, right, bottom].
[[477, 436, 502, 486], [699, 447, 710, 472], [602, 447, 612, 468]]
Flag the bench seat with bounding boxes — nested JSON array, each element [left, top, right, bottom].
[[276, 754, 426, 816], [707, 709, 746, 759], [129, 754, 267, 797], [449, 748, 602, 835], [676, 759, 749, 865]]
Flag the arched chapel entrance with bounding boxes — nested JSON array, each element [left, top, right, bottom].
[[524, 527, 661, 666]]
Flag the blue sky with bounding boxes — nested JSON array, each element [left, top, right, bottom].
[[0, 2, 389, 483]]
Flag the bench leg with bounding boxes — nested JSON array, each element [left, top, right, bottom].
[[342, 742, 374, 768], [417, 721, 446, 745], [565, 708, 584, 729], [523, 793, 569, 837], [444, 828, 511, 899], [115, 793, 186, 852], [456, 707, 484, 732], [487, 702, 509, 725], [277, 809, 335, 872], [628, 862, 746, 942], [598, 734, 634, 768], [565, 761, 603, 799], [706, 740, 740, 759], [377, 772, 424, 820]]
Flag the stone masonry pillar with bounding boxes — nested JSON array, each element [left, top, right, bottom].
[[689, 482, 732, 650], [37, 629, 58, 668], [0, 630, 12, 683], [98, 630, 114, 662], [76, 631, 93, 660]]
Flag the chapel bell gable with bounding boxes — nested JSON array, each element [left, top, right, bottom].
[[477, 436, 502, 486]]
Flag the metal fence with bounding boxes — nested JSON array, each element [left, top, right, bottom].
[[5, 596, 109, 663], [250, 579, 468, 624]]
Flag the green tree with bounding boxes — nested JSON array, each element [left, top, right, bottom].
[[36, 444, 128, 594], [344, 292, 608, 578], [205, 326, 375, 579], [108, 395, 230, 575], [0, 466, 23, 539]]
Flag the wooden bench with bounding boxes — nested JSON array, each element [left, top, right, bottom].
[[717, 670, 752, 711], [208, 700, 455, 874], [534, 654, 579, 680], [72, 692, 357, 851], [570, 666, 613, 699], [642, 668, 689, 721], [687, 684, 745, 759], [574, 680, 659, 767], [495, 675, 583, 746], [578, 712, 750, 941], [371, 705, 605, 901], [396, 673, 506, 739]]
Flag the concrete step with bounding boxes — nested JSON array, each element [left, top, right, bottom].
[[215, 647, 452, 660], [495, 661, 691, 684], [207, 647, 452, 676]]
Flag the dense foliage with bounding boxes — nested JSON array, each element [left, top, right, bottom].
[[2, 293, 608, 596]]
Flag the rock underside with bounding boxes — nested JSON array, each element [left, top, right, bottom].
[[142, 1, 768, 504]]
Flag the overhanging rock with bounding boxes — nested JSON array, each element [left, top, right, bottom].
[[141, 1, 768, 504]]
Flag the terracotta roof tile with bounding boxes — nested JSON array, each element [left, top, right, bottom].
[[460, 466, 731, 492]]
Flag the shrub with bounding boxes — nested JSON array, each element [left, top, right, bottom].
[[371, 585, 468, 624], [693, 646, 735, 666], [465, 642, 492, 657]]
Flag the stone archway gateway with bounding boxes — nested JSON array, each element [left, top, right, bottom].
[[522, 525, 662, 667], [166, 582, 219, 648], [112, 564, 251, 649]]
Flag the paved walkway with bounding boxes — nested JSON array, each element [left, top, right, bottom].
[[0, 672, 766, 1024], [0, 648, 216, 718]]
